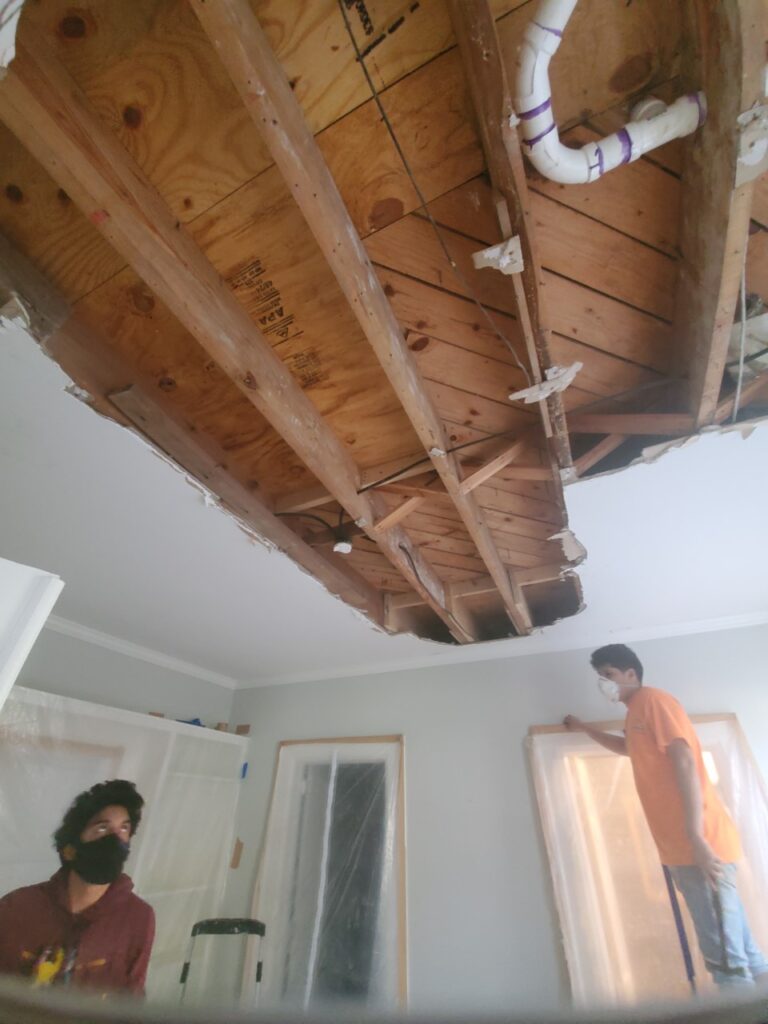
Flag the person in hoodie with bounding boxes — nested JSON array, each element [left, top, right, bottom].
[[0, 779, 155, 996]]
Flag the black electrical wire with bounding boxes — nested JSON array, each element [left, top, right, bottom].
[[336, 0, 532, 387], [357, 374, 685, 495], [725, 345, 768, 369], [274, 511, 336, 531], [397, 543, 461, 643], [357, 427, 527, 494]]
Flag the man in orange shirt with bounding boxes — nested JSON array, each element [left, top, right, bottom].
[[565, 643, 767, 988]]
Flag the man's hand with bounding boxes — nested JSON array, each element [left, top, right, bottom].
[[691, 834, 724, 888], [563, 714, 585, 732]]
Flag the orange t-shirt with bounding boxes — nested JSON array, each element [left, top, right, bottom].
[[624, 687, 741, 866]]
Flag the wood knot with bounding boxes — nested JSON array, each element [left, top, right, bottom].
[[59, 14, 87, 39], [242, 371, 258, 390], [122, 105, 142, 129], [130, 284, 155, 315], [4, 184, 23, 203], [158, 376, 176, 392]]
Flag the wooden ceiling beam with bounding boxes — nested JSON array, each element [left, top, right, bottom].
[[448, 0, 573, 477], [390, 562, 570, 611], [192, 0, 533, 636], [372, 496, 425, 534], [713, 369, 768, 424], [0, 40, 475, 644], [568, 413, 695, 436], [275, 463, 437, 515], [0, 229, 388, 625], [109, 384, 390, 625], [0, 231, 69, 339], [574, 435, 627, 478], [674, 0, 766, 428], [458, 439, 527, 495]]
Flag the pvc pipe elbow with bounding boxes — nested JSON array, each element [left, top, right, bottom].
[[514, 0, 707, 186]]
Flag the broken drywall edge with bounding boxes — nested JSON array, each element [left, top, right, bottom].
[[548, 528, 587, 564], [22, 330, 388, 635], [0, 295, 31, 332], [639, 434, 698, 464], [64, 382, 93, 403], [705, 413, 768, 438], [509, 362, 583, 404], [471, 235, 524, 276], [569, 415, 768, 486]]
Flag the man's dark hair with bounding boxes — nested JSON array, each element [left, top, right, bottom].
[[53, 779, 144, 863], [590, 643, 644, 682]]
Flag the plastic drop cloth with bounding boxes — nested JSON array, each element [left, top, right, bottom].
[[0, 687, 246, 1004], [245, 740, 405, 1012], [528, 716, 768, 1008]]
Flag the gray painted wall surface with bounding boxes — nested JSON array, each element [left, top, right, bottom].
[[224, 624, 768, 1014], [17, 627, 234, 722]]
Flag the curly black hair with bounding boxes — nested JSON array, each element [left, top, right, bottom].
[[53, 779, 144, 863]]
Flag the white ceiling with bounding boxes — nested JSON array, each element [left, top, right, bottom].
[[1, 325, 767, 688]]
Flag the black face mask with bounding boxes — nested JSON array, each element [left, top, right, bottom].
[[70, 833, 130, 884]]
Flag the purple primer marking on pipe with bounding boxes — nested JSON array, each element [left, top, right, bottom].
[[617, 127, 632, 165], [689, 92, 706, 128], [523, 121, 557, 148], [534, 21, 563, 38], [520, 96, 552, 121]]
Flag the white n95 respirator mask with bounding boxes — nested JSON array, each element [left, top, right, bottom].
[[597, 677, 621, 703]]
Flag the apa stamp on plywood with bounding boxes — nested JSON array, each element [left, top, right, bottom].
[[228, 259, 303, 345]]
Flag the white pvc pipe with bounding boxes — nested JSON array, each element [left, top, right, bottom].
[[515, 0, 706, 184]]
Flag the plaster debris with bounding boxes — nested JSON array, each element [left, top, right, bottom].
[[0, 295, 30, 332], [639, 435, 698, 465], [471, 235, 524, 276], [509, 362, 583, 404], [549, 528, 587, 564], [428, 447, 446, 457], [64, 383, 94, 404]]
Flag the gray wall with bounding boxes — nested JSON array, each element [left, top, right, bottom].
[[225, 623, 768, 1014], [17, 627, 235, 722]]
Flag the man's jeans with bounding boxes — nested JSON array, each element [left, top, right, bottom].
[[668, 863, 768, 987]]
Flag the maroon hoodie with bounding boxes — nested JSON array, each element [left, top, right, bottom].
[[0, 868, 155, 996]]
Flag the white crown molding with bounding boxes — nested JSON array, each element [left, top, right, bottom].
[[45, 615, 238, 690], [242, 610, 768, 689]]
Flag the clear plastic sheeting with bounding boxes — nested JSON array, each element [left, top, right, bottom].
[[528, 716, 768, 1008], [246, 739, 405, 1012], [0, 687, 247, 1004]]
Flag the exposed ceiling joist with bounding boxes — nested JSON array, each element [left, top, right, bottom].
[[372, 496, 425, 534], [0, 227, 69, 340], [574, 435, 627, 477], [191, 0, 533, 636], [448, 0, 572, 477], [0, 39, 476, 644], [389, 562, 571, 611], [459, 439, 527, 495], [568, 413, 695, 436], [675, 0, 766, 428], [0, 229, 389, 624], [109, 384, 389, 624], [714, 369, 768, 423]]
